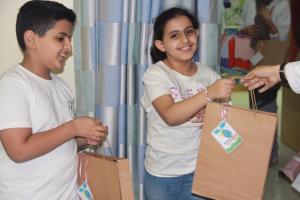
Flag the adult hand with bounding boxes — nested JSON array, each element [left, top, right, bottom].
[[241, 65, 281, 93], [239, 25, 260, 38]]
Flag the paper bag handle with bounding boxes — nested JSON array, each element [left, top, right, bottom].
[[229, 76, 258, 111], [249, 89, 257, 111]]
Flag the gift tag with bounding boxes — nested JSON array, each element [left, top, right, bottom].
[[211, 121, 242, 153], [78, 181, 93, 200]]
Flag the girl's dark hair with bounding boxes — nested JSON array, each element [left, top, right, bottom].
[[16, 0, 76, 52], [150, 7, 199, 63]]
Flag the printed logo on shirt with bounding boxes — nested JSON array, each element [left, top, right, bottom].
[[170, 87, 182, 101], [67, 98, 75, 118]]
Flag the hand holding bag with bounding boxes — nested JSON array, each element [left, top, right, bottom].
[[77, 142, 134, 200]]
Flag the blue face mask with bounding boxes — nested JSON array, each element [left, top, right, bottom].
[[78, 181, 93, 200]]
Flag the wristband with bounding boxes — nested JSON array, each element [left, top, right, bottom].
[[204, 88, 213, 103], [279, 63, 288, 83]]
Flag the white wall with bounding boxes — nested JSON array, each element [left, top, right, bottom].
[[0, 0, 76, 94]]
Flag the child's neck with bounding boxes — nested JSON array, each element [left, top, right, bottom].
[[21, 58, 51, 80], [163, 59, 196, 76]]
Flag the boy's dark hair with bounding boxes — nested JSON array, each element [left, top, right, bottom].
[[16, 0, 76, 52], [150, 7, 199, 63]]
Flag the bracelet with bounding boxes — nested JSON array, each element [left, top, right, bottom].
[[279, 63, 288, 83], [204, 88, 213, 103]]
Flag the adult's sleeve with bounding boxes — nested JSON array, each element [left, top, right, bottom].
[[285, 61, 300, 94]]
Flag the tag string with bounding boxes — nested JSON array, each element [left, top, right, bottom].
[[221, 103, 229, 121]]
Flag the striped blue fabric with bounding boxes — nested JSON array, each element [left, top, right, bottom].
[[73, 0, 222, 199]]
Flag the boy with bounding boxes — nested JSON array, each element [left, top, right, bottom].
[[0, 1, 107, 199]]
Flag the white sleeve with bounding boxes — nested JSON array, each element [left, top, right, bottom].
[[272, 1, 291, 41], [142, 67, 170, 110], [0, 77, 31, 130], [285, 61, 300, 94]]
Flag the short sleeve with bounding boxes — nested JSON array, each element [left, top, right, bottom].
[[0, 77, 31, 130], [142, 66, 171, 110]]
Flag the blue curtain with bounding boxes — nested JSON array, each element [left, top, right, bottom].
[[73, 0, 222, 199]]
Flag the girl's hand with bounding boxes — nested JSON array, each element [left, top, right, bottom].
[[191, 108, 206, 123], [207, 79, 235, 100]]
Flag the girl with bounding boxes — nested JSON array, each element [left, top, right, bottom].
[[142, 7, 235, 200]]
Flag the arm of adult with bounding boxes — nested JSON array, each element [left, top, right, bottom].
[[241, 61, 300, 94], [239, 0, 258, 38], [241, 65, 281, 92], [239, 25, 261, 38], [259, 6, 279, 36], [274, 0, 291, 41]]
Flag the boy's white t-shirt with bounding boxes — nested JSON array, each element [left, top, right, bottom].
[[142, 61, 220, 177], [0, 64, 78, 200]]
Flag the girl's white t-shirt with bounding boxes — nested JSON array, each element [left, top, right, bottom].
[[142, 61, 220, 177]]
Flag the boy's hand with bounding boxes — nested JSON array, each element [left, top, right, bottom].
[[72, 117, 108, 143]]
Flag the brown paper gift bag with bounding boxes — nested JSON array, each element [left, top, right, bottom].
[[192, 102, 277, 200], [77, 152, 134, 200]]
